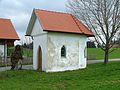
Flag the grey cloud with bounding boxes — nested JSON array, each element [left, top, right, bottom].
[[0, 0, 67, 38]]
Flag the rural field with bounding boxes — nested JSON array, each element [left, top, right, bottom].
[[8, 47, 120, 60], [87, 48, 120, 60], [0, 61, 120, 89], [8, 47, 33, 57]]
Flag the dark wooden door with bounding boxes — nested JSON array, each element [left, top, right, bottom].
[[38, 46, 42, 71]]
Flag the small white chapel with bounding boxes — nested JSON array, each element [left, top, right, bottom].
[[26, 9, 94, 72]]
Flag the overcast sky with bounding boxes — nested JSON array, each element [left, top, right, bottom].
[[0, 0, 67, 40]]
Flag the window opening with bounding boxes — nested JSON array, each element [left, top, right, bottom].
[[61, 45, 66, 57]]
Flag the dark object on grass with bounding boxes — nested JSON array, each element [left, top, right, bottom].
[[11, 45, 23, 70]]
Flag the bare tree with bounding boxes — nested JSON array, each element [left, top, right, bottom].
[[67, 0, 120, 64]]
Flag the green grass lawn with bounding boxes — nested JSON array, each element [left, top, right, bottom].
[[23, 48, 33, 57], [87, 48, 120, 60], [7, 47, 33, 57], [0, 61, 120, 89]]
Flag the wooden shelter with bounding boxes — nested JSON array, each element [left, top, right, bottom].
[[0, 18, 19, 60]]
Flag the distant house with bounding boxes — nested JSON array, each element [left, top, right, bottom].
[[110, 44, 120, 48], [26, 9, 94, 72], [0, 18, 19, 58]]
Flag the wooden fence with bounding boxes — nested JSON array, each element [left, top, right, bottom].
[[0, 56, 33, 67]]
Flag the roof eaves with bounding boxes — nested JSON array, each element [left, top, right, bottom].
[[43, 29, 82, 34], [35, 9, 44, 31], [9, 19, 20, 40], [70, 14, 94, 36], [26, 9, 44, 36], [0, 38, 20, 40], [26, 9, 37, 35], [44, 29, 93, 37]]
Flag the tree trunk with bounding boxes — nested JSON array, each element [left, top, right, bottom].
[[104, 49, 109, 65]]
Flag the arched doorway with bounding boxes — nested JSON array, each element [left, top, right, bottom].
[[38, 46, 42, 71]]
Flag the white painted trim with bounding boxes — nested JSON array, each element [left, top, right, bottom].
[[36, 14, 44, 30], [32, 33, 48, 37]]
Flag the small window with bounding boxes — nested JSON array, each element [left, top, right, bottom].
[[84, 47, 87, 58], [61, 45, 66, 57]]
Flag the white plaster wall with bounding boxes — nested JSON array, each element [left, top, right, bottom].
[[31, 18, 47, 71], [0, 45, 4, 57], [46, 32, 87, 72], [31, 17, 47, 36], [0, 44, 7, 57], [79, 37, 87, 68], [33, 35, 47, 71]]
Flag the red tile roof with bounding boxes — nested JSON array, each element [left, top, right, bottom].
[[35, 9, 94, 36], [0, 18, 19, 40]]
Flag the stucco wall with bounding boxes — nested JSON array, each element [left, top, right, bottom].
[[46, 32, 87, 72], [33, 35, 47, 71], [31, 17, 87, 72], [0, 44, 7, 57], [0, 45, 4, 57], [31, 18, 47, 71]]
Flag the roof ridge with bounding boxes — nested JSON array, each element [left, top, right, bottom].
[[0, 18, 10, 20], [35, 9, 69, 15], [70, 14, 84, 33]]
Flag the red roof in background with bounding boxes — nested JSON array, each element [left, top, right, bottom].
[[0, 18, 19, 40], [35, 9, 94, 36]]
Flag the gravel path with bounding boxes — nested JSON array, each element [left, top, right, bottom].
[[0, 65, 33, 72], [87, 59, 120, 64], [0, 59, 120, 72]]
